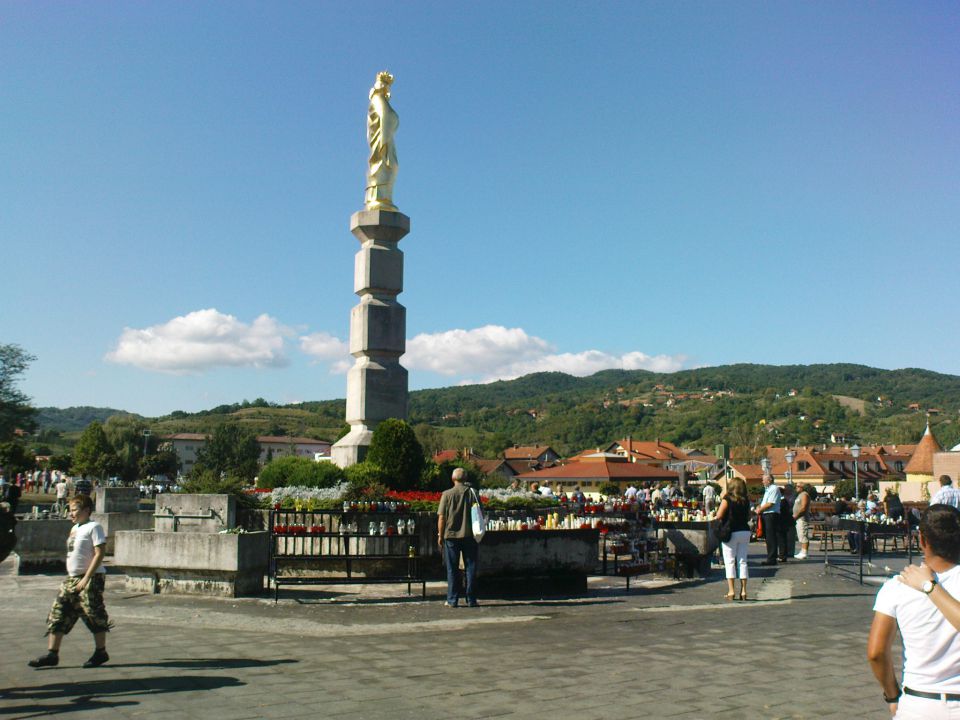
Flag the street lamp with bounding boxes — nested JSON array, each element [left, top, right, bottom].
[[851, 444, 861, 500], [143, 429, 151, 458], [784, 450, 796, 485]]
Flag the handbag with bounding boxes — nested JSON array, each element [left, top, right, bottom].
[[717, 513, 733, 543], [756, 513, 764, 539], [469, 488, 486, 542]]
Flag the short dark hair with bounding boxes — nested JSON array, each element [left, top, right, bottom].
[[69, 494, 94, 513], [940, 475, 953, 486], [920, 505, 960, 563]]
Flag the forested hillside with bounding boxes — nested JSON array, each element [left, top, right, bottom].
[[33, 364, 960, 458]]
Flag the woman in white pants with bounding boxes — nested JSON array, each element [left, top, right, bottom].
[[717, 477, 752, 601]]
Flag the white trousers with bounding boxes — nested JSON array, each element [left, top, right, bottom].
[[895, 692, 960, 719], [721, 530, 751, 579]]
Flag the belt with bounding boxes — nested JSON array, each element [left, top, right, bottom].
[[904, 687, 960, 701]]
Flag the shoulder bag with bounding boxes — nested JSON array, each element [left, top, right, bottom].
[[469, 488, 486, 542]]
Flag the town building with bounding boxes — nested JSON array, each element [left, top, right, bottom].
[[164, 433, 332, 476]]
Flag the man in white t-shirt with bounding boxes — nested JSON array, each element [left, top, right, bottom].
[[867, 504, 960, 719], [28, 494, 111, 669], [702, 484, 716, 513]]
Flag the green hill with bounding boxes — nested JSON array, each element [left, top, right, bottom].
[[31, 364, 960, 458]]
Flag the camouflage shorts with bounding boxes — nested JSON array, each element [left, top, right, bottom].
[[46, 574, 112, 636]]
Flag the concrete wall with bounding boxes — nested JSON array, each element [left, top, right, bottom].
[[154, 494, 236, 533], [95, 487, 141, 514], [933, 452, 960, 486], [10, 518, 72, 574], [114, 530, 270, 597], [91, 511, 153, 555]]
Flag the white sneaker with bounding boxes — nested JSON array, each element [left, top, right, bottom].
[[793, 552, 808, 560]]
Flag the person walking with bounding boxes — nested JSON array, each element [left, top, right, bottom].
[[28, 494, 111, 669], [867, 505, 960, 719], [756, 474, 783, 565], [437, 468, 480, 608], [702, 483, 716, 514], [716, 478, 751, 601], [793, 483, 813, 560]]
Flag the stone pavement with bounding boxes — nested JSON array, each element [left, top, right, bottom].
[[0, 544, 909, 719]]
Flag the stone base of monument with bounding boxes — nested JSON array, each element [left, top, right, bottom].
[[9, 518, 73, 574], [115, 530, 270, 597], [475, 529, 600, 596], [331, 425, 374, 467]]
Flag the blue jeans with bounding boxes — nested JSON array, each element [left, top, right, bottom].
[[444, 538, 478, 606]]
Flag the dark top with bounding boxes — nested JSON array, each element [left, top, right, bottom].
[[723, 497, 751, 533], [885, 494, 904, 520]]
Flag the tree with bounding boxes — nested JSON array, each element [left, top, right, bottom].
[[413, 423, 444, 459], [366, 419, 425, 491], [103, 415, 149, 483], [0, 441, 35, 477], [0, 344, 37, 440], [72, 422, 120, 480], [257, 456, 345, 489], [140, 446, 179, 479], [193, 424, 261, 482]]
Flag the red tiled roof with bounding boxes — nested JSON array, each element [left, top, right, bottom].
[[164, 433, 208, 441], [503, 445, 556, 460], [608, 438, 688, 463], [517, 462, 679, 481], [257, 436, 331, 445]]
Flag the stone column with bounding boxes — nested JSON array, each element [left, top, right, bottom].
[[331, 209, 410, 467]]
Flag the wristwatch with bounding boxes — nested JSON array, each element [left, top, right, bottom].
[[883, 687, 902, 703], [922, 578, 938, 594]]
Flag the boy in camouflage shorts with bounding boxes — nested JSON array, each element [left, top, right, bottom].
[[29, 494, 111, 669]]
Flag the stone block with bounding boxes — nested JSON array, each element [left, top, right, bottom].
[[331, 426, 373, 468], [354, 243, 403, 295], [349, 298, 405, 355], [154, 494, 236, 533], [475, 529, 599, 594], [92, 511, 154, 554], [350, 209, 410, 244], [344, 358, 408, 424], [95, 487, 141, 514], [10, 518, 72, 574], [114, 530, 269, 597]]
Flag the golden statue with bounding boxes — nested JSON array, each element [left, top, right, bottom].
[[364, 71, 399, 211]]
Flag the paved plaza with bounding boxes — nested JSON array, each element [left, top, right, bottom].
[[0, 544, 905, 719]]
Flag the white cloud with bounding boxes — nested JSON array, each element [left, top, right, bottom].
[[405, 326, 551, 376], [402, 325, 686, 382], [106, 309, 291, 374], [300, 332, 351, 373], [300, 332, 349, 359]]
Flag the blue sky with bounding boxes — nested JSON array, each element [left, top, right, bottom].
[[2, 2, 958, 417]]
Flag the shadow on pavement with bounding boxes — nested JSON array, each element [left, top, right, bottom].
[[107, 658, 298, 670], [0, 675, 245, 717]]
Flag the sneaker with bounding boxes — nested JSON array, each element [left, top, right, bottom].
[[467, 601, 480, 608], [83, 648, 109, 668], [28, 652, 59, 668], [443, 601, 458, 608], [794, 552, 808, 560]]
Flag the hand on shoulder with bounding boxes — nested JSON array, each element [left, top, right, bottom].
[[899, 563, 934, 592]]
